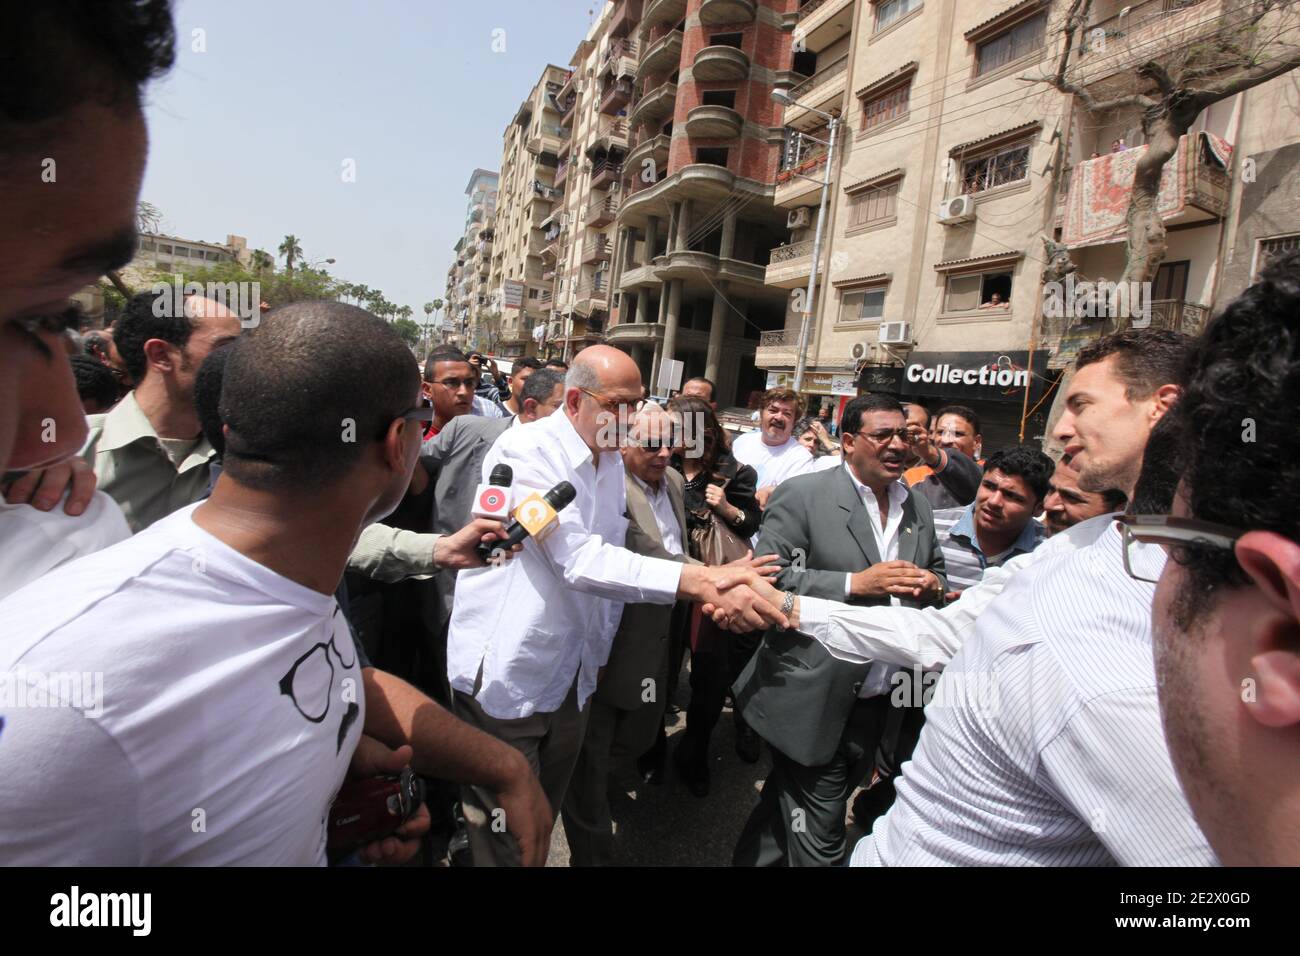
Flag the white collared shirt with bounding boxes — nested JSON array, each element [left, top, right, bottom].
[[840, 466, 911, 698], [849, 520, 1216, 867], [446, 410, 684, 719], [630, 474, 684, 558]]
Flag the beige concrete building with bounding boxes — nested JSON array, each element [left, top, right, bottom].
[[442, 169, 498, 349], [759, 0, 1285, 448], [489, 65, 571, 358]]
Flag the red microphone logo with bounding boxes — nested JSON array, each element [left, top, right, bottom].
[[478, 488, 508, 514]]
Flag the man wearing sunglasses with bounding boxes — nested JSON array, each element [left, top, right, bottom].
[[1145, 252, 1300, 866]]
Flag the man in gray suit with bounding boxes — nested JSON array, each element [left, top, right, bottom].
[[732, 393, 946, 866], [417, 369, 565, 700], [561, 403, 696, 866]]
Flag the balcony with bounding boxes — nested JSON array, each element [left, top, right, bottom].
[[600, 76, 635, 115], [1073, 0, 1223, 93], [700, 0, 756, 24], [629, 81, 677, 129], [582, 235, 612, 264], [1144, 299, 1211, 335], [637, 28, 682, 82], [782, 53, 848, 128], [591, 160, 622, 191], [685, 104, 743, 139], [626, 131, 671, 176], [587, 116, 630, 154], [755, 328, 802, 369], [643, 0, 687, 28], [554, 159, 571, 186], [764, 239, 821, 288], [558, 90, 578, 127], [774, 151, 828, 207], [527, 122, 565, 156], [1060, 133, 1232, 247], [587, 194, 620, 228], [609, 0, 643, 38], [601, 37, 640, 81], [693, 44, 750, 82], [795, 0, 853, 53]]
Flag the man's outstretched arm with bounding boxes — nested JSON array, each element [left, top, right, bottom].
[[361, 668, 553, 867]]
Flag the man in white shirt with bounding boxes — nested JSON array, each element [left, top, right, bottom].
[[562, 403, 696, 866], [0, 303, 547, 865], [730, 387, 837, 509], [446, 345, 786, 865]]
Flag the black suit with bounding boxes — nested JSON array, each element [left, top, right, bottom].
[[731, 465, 945, 866]]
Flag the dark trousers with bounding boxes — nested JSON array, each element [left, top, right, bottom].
[[732, 694, 890, 867], [678, 625, 761, 762]]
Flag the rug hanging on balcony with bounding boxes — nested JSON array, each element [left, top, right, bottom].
[[1062, 132, 1233, 249]]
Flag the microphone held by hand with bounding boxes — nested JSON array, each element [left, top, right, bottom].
[[475, 480, 577, 562]]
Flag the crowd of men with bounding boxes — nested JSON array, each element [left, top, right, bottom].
[[1, 3, 1297, 869]]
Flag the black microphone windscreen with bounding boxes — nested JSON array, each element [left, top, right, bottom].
[[545, 481, 577, 510], [489, 463, 513, 486]]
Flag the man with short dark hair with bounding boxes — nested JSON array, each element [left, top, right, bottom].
[[70, 354, 119, 414], [0, 301, 543, 864], [932, 404, 982, 462], [423, 347, 477, 439], [931, 445, 1053, 595], [544, 358, 569, 373], [501, 356, 542, 417], [680, 376, 716, 409], [1148, 252, 1300, 866], [730, 387, 835, 509], [81, 290, 242, 531], [1043, 455, 1126, 536], [732, 393, 946, 866]]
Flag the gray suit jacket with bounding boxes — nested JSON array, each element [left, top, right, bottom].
[[595, 468, 697, 712], [419, 414, 513, 632], [733, 465, 947, 768]]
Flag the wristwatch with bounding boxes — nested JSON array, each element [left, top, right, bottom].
[[731, 507, 745, 527]]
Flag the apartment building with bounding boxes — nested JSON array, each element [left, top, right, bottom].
[[757, 0, 1292, 449], [444, 168, 499, 349], [601, 0, 805, 406], [547, 6, 638, 361], [489, 65, 571, 358]]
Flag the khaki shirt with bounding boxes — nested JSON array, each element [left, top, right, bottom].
[[82, 392, 216, 533]]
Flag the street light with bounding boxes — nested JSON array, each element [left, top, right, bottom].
[[772, 87, 840, 395]]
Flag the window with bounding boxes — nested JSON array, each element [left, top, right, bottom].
[[862, 82, 910, 131], [840, 287, 887, 322], [875, 0, 922, 32], [709, 32, 743, 48], [701, 90, 737, 108], [696, 147, 730, 166], [848, 180, 899, 227], [976, 12, 1046, 76], [1153, 260, 1189, 302], [960, 142, 1030, 193], [1257, 234, 1300, 277], [528, 288, 540, 300], [944, 270, 1013, 312]]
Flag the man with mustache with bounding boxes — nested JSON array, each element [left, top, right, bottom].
[[731, 394, 946, 866]]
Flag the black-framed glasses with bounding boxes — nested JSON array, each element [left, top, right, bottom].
[[579, 386, 645, 415], [848, 427, 913, 445], [1117, 513, 1243, 584], [431, 376, 479, 391], [631, 430, 681, 451], [278, 612, 357, 724]]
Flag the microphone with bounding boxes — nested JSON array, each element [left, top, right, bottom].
[[471, 463, 514, 521], [475, 480, 577, 562]]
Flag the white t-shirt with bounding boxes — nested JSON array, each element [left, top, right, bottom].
[[0, 504, 363, 865], [730, 430, 836, 489], [0, 491, 131, 600]]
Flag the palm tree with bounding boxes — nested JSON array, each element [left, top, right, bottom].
[[278, 235, 303, 274], [398, 305, 413, 322], [136, 201, 162, 234], [251, 249, 274, 273]]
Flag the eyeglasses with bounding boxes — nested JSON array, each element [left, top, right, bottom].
[[848, 427, 914, 445], [579, 386, 645, 415], [1117, 513, 1243, 584], [278, 610, 357, 724], [631, 432, 681, 451], [397, 404, 436, 424], [431, 376, 479, 391]]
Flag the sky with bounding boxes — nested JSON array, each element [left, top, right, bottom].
[[141, 0, 604, 318]]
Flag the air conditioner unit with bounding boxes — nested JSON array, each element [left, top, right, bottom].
[[937, 194, 976, 224], [878, 320, 913, 346], [787, 207, 811, 229], [850, 341, 871, 361]]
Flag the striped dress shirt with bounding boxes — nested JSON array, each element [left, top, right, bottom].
[[932, 504, 1046, 593], [851, 520, 1216, 866]]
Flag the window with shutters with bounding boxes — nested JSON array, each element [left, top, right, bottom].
[[875, 0, 923, 33], [975, 12, 1046, 77], [862, 82, 910, 132], [848, 180, 899, 229]]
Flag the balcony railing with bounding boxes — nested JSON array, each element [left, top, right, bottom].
[[799, 0, 829, 18], [1146, 299, 1210, 335], [787, 53, 848, 102], [587, 194, 620, 225], [582, 236, 612, 262], [770, 239, 815, 264], [555, 160, 571, 185], [1086, 0, 1207, 40], [591, 160, 622, 188], [603, 37, 640, 69], [531, 180, 562, 201]]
